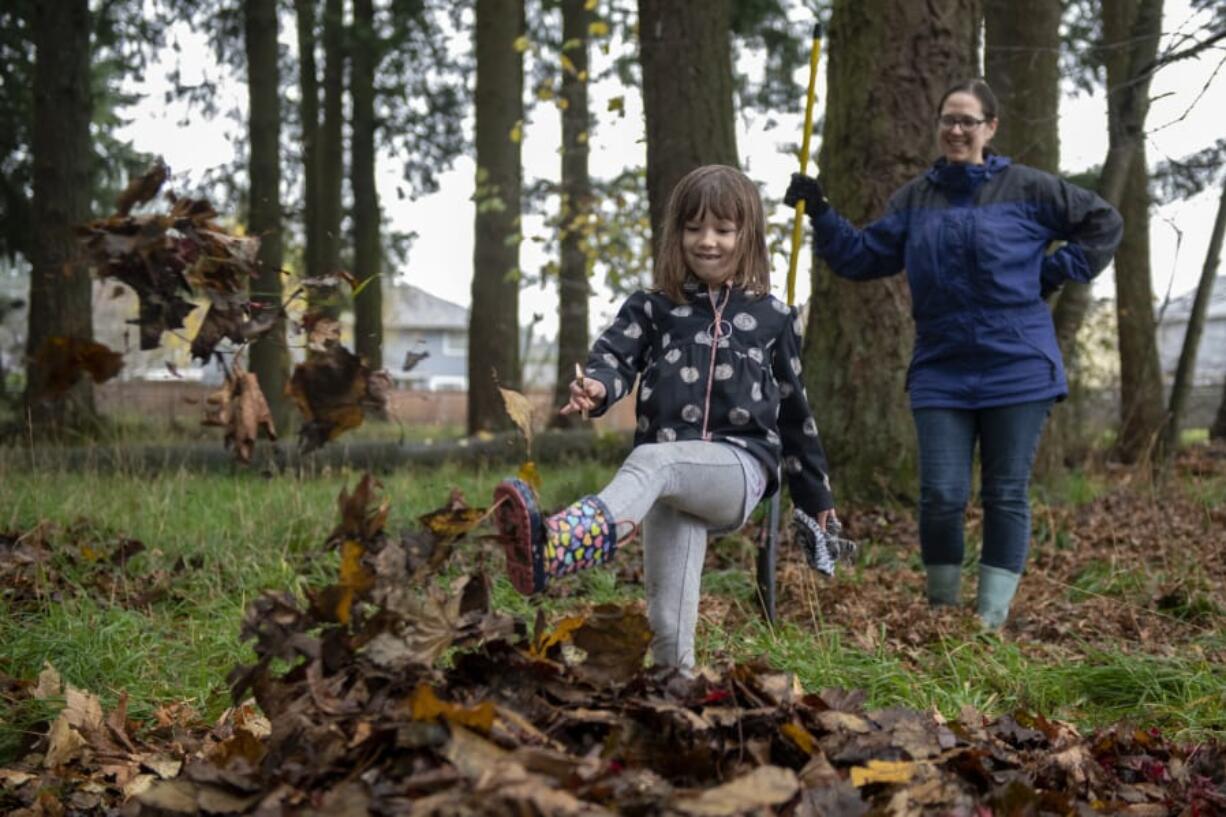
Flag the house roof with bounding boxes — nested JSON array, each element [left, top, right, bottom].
[[384, 283, 469, 330], [1158, 276, 1226, 323]]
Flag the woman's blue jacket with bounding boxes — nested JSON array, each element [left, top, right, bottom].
[[810, 155, 1123, 409]]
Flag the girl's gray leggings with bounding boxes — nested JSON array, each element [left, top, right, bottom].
[[596, 441, 761, 670]]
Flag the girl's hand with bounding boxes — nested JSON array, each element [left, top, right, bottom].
[[559, 372, 606, 416], [817, 509, 837, 531]]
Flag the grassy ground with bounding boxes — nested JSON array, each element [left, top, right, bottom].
[[2, 445, 1224, 764]]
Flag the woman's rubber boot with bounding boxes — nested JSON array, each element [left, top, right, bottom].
[[977, 564, 1021, 630], [925, 564, 962, 607], [493, 479, 615, 595]]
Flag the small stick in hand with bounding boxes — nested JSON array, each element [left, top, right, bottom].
[[574, 362, 589, 420]]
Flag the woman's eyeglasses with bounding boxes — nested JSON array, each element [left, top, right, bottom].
[[937, 114, 988, 130]]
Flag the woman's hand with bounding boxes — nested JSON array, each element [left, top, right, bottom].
[[783, 173, 830, 216], [559, 370, 606, 417]]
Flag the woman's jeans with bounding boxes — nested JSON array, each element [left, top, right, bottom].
[[912, 399, 1053, 574]]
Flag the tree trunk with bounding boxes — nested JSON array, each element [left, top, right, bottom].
[[1098, 0, 1166, 464], [24, 0, 97, 434], [351, 0, 382, 373], [468, 0, 524, 433], [1166, 176, 1226, 451], [318, 0, 344, 318], [984, 0, 1066, 474], [550, 0, 593, 428], [638, 0, 738, 263], [803, 0, 980, 499], [244, 0, 291, 432], [1211, 378, 1226, 441], [295, 0, 322, 286], [1052, 0, 1162, 357], [1113, 142, 1167, 462], [984, 0, 1060, 171]]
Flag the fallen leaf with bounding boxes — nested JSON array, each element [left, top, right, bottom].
[[410, 684, 496, 734], [673, 766, 799, 816], [849, 759, 916, 787]]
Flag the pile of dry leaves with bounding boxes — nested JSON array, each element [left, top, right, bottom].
[[3, 474, 1224, 816]]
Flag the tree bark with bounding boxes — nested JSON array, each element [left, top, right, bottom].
[[24, 0, 97, 434], [1211, 378, 1226, 442], [1166, 176, 1226, 451], [351, 0, 382, 373], [1052, 0, 1163, 357], [318, 0, 344, 317], [984, 0, 1060, 173], [803, 0, 980, 499], [1113, 141, 1167, 462], [984, 0, 1066, 473], [295, 0, 322, 287], [468, 0, 524, 433], [1095, 0, 1165, 464], [244, 0, 292, 432], [638, 0, 738, 263], [550, 0, 593, 428]]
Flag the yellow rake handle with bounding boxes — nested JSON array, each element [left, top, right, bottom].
[[786, 22, 823, 307]]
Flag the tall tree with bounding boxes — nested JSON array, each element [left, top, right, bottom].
[[638, 0, 738, 259], [468, 0, 525, 433], [295, 0, 322, 287], [244, 0, 291, 431], [551, 0, 594, 426], [317, 0, 344, 317], [984, 0, 1060, 171], [1212, 378, 1226, 442], [351, 0, 382, 371], [985, 0, 1066, 472], [23, 0, 97, 432], [1103, 0, 1166, 463], [802, 0, 980, 497], [1165, 177, 1226, 453], [1052, 0, 1162, 356]]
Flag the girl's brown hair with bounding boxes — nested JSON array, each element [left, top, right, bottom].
[[654, 165, 771, 302]]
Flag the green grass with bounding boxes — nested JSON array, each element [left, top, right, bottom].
[[2, 458, 1224, 762]]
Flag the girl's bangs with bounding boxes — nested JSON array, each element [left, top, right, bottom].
[[679, 176, 745, 225]]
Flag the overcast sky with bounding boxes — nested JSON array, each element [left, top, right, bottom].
[[118, 0, 1226, 340]]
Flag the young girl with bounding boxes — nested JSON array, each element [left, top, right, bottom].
[[494, 164, 854, 671]]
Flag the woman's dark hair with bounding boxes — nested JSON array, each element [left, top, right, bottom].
[[938, 79, 998, 121]]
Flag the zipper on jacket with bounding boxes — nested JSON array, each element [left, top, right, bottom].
[[701, 284, 732, 440]]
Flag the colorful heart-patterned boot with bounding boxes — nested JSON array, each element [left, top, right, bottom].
[[493, 479, 616, 595]]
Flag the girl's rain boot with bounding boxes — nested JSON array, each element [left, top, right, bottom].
[[925, 564, 963, 607], [493, 479, 615, 595], [977, 564, 1022, 630]]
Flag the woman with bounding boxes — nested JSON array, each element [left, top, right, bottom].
[[785, 79, 1123, 629]]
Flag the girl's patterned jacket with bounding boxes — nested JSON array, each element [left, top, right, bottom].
[[583, 280, 835, 517]]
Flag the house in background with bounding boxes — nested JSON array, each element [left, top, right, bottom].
[[381, 283, 471, 391], [1156, 275, 1226, 386]]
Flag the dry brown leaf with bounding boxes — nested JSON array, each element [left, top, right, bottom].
[[517, 460, 543, 493], [44, 714, 88, 769], [849, 759, 916, 787], [33, 337, 124, 398], [673, 766, 799, 816], [410, 684, 496, 734], [499, 386, 536, 452], [115, 159, 169, 216], [32, 663, 62, 700]]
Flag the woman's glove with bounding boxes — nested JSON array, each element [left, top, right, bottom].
[[793, 508, 857, 576], [783, 173, 830, 217]]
